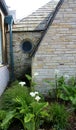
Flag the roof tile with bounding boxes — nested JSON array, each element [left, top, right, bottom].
[[13, 0, 60, 31]]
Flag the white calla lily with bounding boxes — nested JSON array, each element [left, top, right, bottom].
[[30, 92, 36, 97], [34, 91, 39, 95], [35, 96, 41, 102], [19, 82, 26, 86]]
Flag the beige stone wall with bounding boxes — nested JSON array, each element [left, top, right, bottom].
[[32, 0, 76, 93], [6, 31, 42, 78]]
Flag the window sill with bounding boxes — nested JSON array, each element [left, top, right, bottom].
[[0, 64, 9, 68], [0, 64, 4, 67]]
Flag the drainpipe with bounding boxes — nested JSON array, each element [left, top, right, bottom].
[[5, 15, 15, 81]]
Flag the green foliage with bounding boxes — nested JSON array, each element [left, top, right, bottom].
[[57, 77, 76, 110], [0, 81, 48, 130], [25, 74, 32, 81], [48, 103, 69, 130], [0, 110, 6, 129], [0, 81, 30, 110], [24, 113, 35, 130], [68, 76, 76, 86], [1, 110, 16, 130], [47, 75, 76, 111], [30, 102, 48, 129], [45, 76, 65, 100], [14, 93, 48, 130], [25, 74, 37, 91], [0, 74, 75, 130], [0, 110, 6, 121]]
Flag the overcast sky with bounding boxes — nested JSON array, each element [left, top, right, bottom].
[[5, 0, 59, 19]]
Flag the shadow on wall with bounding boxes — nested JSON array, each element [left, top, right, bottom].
[[18, 65, 31, 87]]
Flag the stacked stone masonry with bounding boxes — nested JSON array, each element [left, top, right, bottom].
[[32, 0, 76, 93], [6, 32, 42, 78], [6, 0, 58, 78]]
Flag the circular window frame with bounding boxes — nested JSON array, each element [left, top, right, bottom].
[[21, 39, 33, 53]]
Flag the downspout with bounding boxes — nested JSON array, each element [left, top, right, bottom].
[[5, 15, 15, 81]]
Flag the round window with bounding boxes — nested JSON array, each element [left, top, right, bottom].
[[22, 41, 33, 53]]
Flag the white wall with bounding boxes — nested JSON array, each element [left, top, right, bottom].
[[0, 25, 2, 63], [0, 65, 9, 96]]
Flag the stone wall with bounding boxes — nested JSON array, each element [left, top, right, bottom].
[[6, 31, 42, 78], [32, 0, 76, 93]]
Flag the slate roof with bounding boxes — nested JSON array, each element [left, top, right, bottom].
[[0, 0, 8, 15], [13, 0, 60, 31]]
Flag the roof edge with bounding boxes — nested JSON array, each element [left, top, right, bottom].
[[45, 0, 64, 30], [31, 0, 64, 57]]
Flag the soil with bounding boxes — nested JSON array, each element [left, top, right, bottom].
[[68, 112, 76, 130], [8, 119, 24, 130], [40, 113, 76, 130]]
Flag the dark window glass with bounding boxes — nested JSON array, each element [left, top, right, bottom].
[[22, 41, 33, 53]]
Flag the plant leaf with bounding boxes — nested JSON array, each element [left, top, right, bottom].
[[24, 113, 35, 130], [24, 113, 34, 123], [25, 74, 32, 81], [31, 102, 48, 115], [1, 110, 16, 129]]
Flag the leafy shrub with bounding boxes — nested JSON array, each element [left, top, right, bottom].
[[48, 103, 69, 130], [0, 81, 30, 110], [57, 77, 76, 111], [0, 81, 48, 130], [47, 75, 76, 111]]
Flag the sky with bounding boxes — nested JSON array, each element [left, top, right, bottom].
[[5, 0, 59, 19]]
